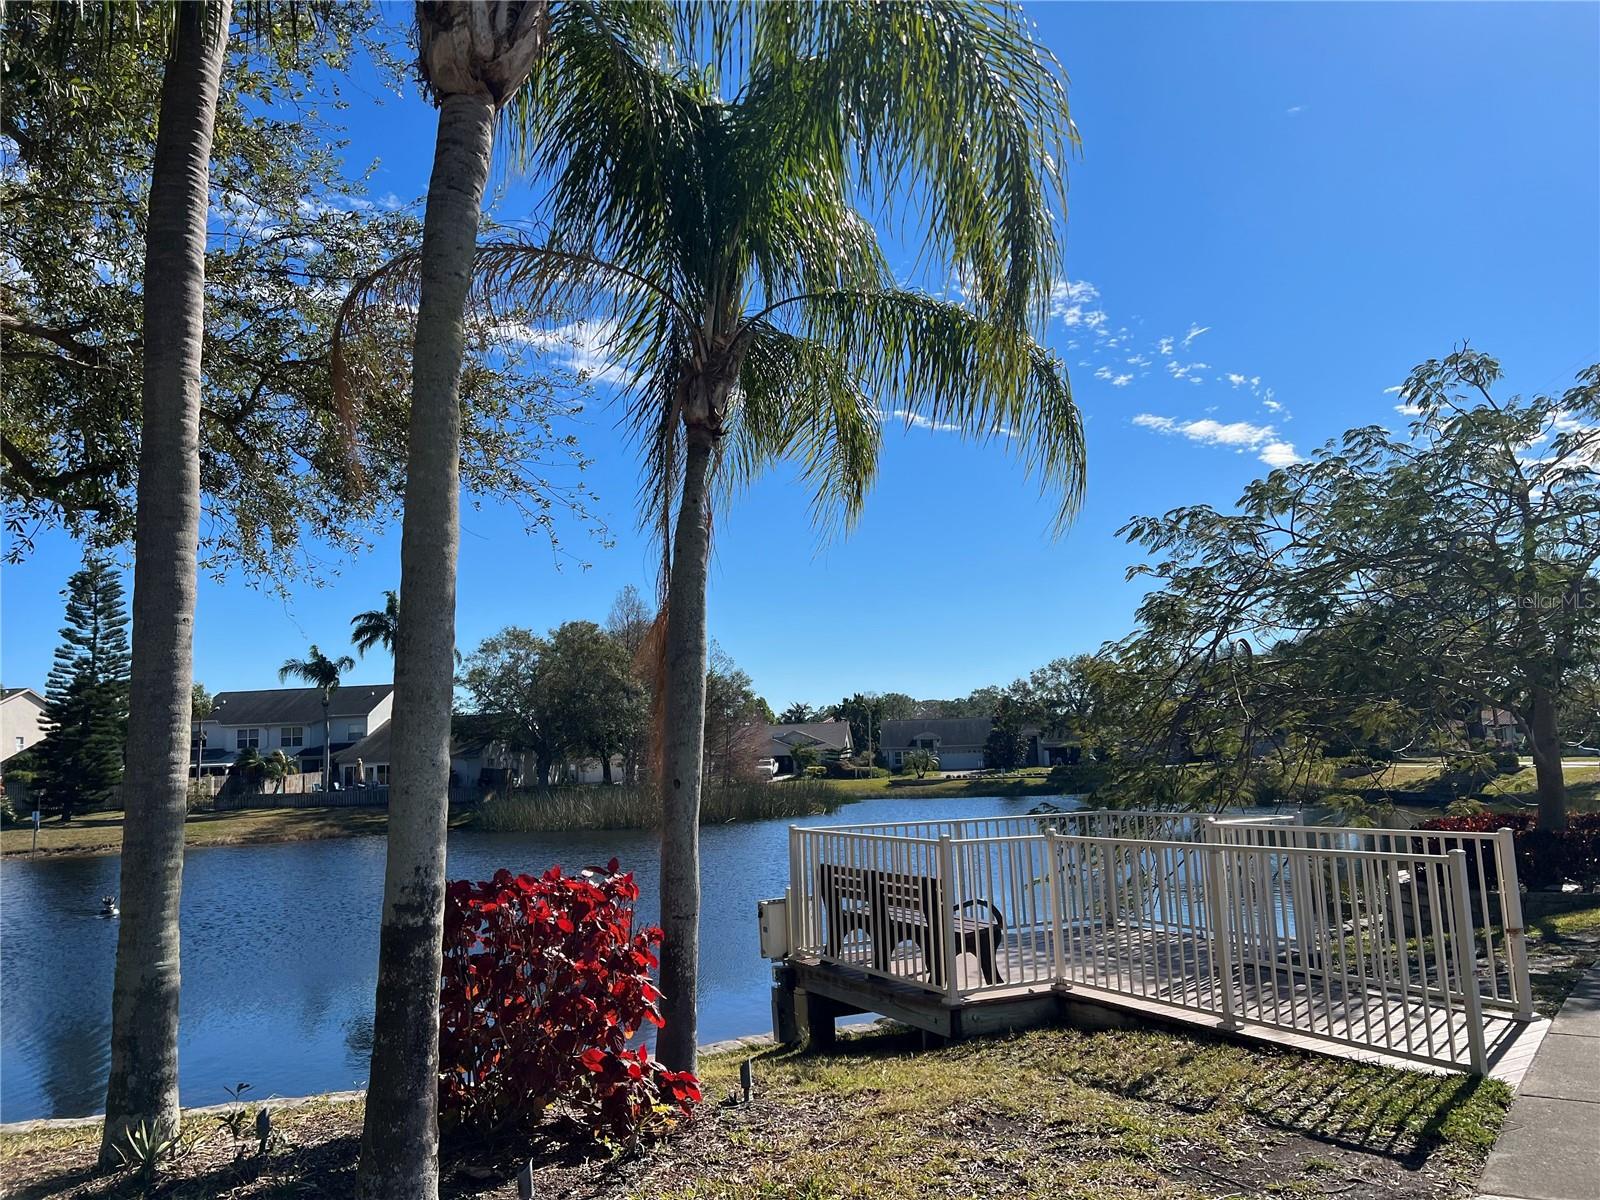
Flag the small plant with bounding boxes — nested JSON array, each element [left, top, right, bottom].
[[903, 748, 939, 779], [215, 1081, 253, 1157], [439, 862, 701, 1146], [114, 1120, 185, 1185]]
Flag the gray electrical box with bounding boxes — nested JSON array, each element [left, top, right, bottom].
[[757, 896, 790, 959]]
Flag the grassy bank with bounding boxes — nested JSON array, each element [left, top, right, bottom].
[[0, 1020, 1511, 1199], [811, 766, 1078, 801], [472, 780, 845, 833], [0, 805, 453, 860]]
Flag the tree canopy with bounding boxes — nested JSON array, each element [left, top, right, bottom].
[[1, 5, 600, 580]]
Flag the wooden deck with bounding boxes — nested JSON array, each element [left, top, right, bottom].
[[782, 923, 1548, 1086]]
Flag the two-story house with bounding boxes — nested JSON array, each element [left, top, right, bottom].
[[197, 684, 394, 782], [1, 687, 49, 772]]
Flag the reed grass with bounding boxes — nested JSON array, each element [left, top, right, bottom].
[[471, 780, 846, 833]]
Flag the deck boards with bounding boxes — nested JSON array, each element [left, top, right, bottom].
[[795, 921, 1545, 1084]]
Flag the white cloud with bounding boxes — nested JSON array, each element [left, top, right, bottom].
[[1125, 354, 1152, 368], [1226, 373, 1247, 387], [1383, 385, 1403, 395], [1258, 441, 1300, 467], [1286, 105, 1304, 115], [1181, 324, 1210, 348], [1262, 398, 1284, 413], [1111, 373, 1133, 387], [1049, 279, 1108, 330], [1133, 413, 1302, 467], [893, 409, 964, 434], [1157, 336, 1175, 356], [503, 318, 634, 385], [1394, 402, 1422, 416]]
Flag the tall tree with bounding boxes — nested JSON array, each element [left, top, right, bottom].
[[345, 4, 1084, 1072], [35, 555, 131, 820], [278, 644, 355, 790], [2, 2, 596, 581], [605, 583, 655, 784], [1119, 349, 1600, 828], [99, 0, 231, 1165], [777, 702, 815, 724], [351, 591, 401, 658], [704, 645, 774, 789], [191, 683, 214, 795], [354, 7, 578, 1195]]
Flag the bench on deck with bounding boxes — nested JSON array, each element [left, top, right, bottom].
[[816, 862, 1007, 987]]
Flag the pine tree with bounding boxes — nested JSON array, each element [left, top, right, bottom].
[[36, 556, 131, 820]]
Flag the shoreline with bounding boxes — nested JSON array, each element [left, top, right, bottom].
[[0, 1023, 885, 1135]]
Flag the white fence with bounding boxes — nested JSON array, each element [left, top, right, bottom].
[[786, 810, 1531, 1074]]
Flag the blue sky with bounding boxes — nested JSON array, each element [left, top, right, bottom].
[[3, 2, 1597, 710]]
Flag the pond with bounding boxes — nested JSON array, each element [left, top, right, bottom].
[[0, 793, 1066, 1123]]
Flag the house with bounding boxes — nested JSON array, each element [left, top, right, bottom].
[[1468, 707, 1522, 750], [197, 684, 394, 779], [764, 720, 854, 775], [879, 717, 1058, 771], [334, 715, 520, 791], [1, 687, 48, 768]]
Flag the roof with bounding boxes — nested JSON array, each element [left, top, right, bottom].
[[1, 687, 46, 706], [766, 721, 853, 757], [880, 717, 994, 750], [209, 684, 392, 727], [335, 720, 392, 766]]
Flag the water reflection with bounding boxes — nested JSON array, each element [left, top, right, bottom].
[[0, 794, 1056, 1121]]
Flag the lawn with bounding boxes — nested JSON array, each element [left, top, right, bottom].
[[809, 767, 1071, 801], [0, 1022, 1511, 1200], [0, 805, 473, 859]]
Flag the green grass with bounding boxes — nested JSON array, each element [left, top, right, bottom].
[[810, 766, 1077, 800], [471, 780, 846, 833], [673, 1024, 1510, 1200], [0, 804, 458, 859], [1, 1024, 1510, 1200]]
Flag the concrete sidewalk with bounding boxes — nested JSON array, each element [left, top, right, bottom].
[[1478, 964, 1600, 1200]]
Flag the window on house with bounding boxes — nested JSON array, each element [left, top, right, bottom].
[[346, 721, 366, 741], [236, 728, 260, 750], [280, 726, 304, 748], [14, 736, 23, 751]]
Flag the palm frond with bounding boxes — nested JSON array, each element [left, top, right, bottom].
[[724, 322, 880, 538], [769, 287, 1084, 530]]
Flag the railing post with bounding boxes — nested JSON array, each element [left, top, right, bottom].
[[1448, 849, 1490, 1075], [788, 825, 803, 953], [1044, 829, 1068, 988], [1202, 819, 1239, 1029], [1494, 827, 1534, 1021], [938, 834, 962, 1003]]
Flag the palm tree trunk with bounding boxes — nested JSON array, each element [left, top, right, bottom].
[[656, 422, 716, 1073], [358, 90, 495, 1200], [323, 699, 331, 790], [99, 0, 230, 1165]]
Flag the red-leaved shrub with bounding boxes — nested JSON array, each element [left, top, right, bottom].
[[1416, 812, 1600, 889], [438, 862, 701, 1144]]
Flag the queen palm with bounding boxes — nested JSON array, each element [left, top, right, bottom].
[[278, 644, 355, 790], [347, 6, 671, 1197], [354, 4, 1085, 1074], [350, 590, 400, 657]]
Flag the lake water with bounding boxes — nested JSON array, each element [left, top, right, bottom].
[[0, 794, 1059, 1122]]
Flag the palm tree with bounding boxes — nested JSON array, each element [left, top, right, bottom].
[[373, 6, 1081, 1073], [278, 645, 355, 790], [350, 590, 400, 657], [92, 0, 233, 1164], [347, 6, 667, 1197]]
